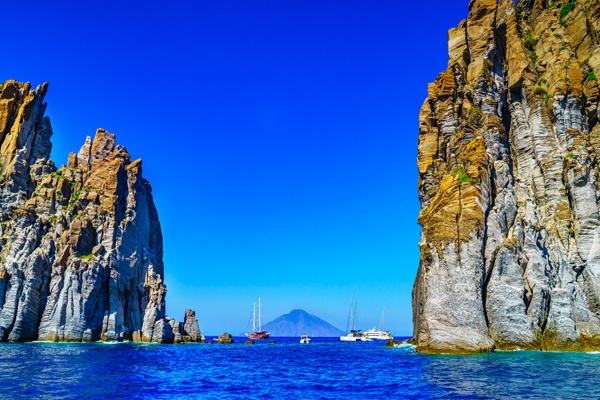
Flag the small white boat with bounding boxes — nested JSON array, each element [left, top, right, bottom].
[[300, 335, 311, 344], [340, 296, 372, 342], [365, 307, 394, 340]]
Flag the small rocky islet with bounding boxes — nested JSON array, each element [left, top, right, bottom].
[[414, 0, 600, 354]]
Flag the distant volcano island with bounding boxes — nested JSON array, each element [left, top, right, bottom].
[[261, 310, 345, 337]]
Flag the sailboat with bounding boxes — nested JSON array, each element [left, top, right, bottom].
[[245, 297, 271, 340], [340, 296, 371, 342], [365, 307, 394, 340]]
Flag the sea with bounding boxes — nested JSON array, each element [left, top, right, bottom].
[[1, 337, 599, 399]]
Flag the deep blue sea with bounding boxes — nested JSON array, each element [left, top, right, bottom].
[[1, 337, 600, 399]]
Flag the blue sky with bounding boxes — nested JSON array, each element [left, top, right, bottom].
[[4, 0, 469, 335]]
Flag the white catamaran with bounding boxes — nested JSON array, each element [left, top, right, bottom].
[[340, 296, 371, 342], [365, 307, 394, 340]]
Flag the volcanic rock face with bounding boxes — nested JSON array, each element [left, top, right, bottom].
[[0, 80, 200, 343], [414, 0, 600, 354]]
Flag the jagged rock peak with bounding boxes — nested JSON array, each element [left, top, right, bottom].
[[414, 0, 600, 354], [0, 80, 199, 344]]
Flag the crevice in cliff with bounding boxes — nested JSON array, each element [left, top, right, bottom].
[[457, 183, 463, 262], [465, 22, 472, 65]]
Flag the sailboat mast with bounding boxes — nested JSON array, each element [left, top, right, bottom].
[[353, 296, 358, 331], [346, 296, 353, 334], [253, 302, 256, 332], [259, 297, 261, 331], [379, 307, 385, 331]]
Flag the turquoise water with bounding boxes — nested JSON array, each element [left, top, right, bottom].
[[1, 337, 599, 399]]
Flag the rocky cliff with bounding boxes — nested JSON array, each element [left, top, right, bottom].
[[413, 0, 600, 354], [0, 80, 200, 343]]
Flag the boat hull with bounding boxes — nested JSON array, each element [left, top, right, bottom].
[[364, 330, 394, 340], [246, 332, 270, 340], [340, 335, 371, 342]]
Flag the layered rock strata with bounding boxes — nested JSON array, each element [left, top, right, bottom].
[[0, 80, 201, 343], [414, 0, 600, 354]]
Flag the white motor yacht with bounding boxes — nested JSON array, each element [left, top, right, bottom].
[[364, 328, 393, 340], [300, 335, 311, 344], [364, 307, 394, 340]]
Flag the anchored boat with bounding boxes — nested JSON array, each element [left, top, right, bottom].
[[340, 296, 371, 342], [245, 297, 271, 340], [300, 335, 311, 344], [364, 307, 394, 340]]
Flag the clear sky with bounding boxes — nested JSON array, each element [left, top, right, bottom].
[[4, 0, 469, 336]]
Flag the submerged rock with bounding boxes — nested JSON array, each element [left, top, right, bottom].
[[245, 340, 255, 345], [414, 0, 600, 354], [385, 339, 404, 348]]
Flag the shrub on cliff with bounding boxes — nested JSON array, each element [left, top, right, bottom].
[[533, 86, 547, 97], [524, 36, 536, 51], [530, 52, 538, 63], [560, 2, 574, 25], [458, 173, 477, 184], [587, 72, 597, 82]]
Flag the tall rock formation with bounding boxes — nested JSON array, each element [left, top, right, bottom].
[[414, 0, 600, 354], [0, 80, 200, 343]]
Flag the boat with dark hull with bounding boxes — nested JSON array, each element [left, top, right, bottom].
[[245, 298, 271, 340]]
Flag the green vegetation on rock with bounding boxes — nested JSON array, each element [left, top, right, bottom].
[[468, 107, 482, 116], [524, 36, 536, 51], [560, 2, 574, 25], [587, 72, 597, 82], [534, 86, 547, 97]]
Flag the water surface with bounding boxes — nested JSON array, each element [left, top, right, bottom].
[[1, 337, 598, 399]]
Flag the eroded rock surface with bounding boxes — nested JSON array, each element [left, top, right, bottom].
[[414, 0, 600, 354], [0, 80, 199, 343], [217, 332, 234, 344], [183, 309, 202, 342]]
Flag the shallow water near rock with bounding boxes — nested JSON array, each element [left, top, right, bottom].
[[2, 337, 599, 399]]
